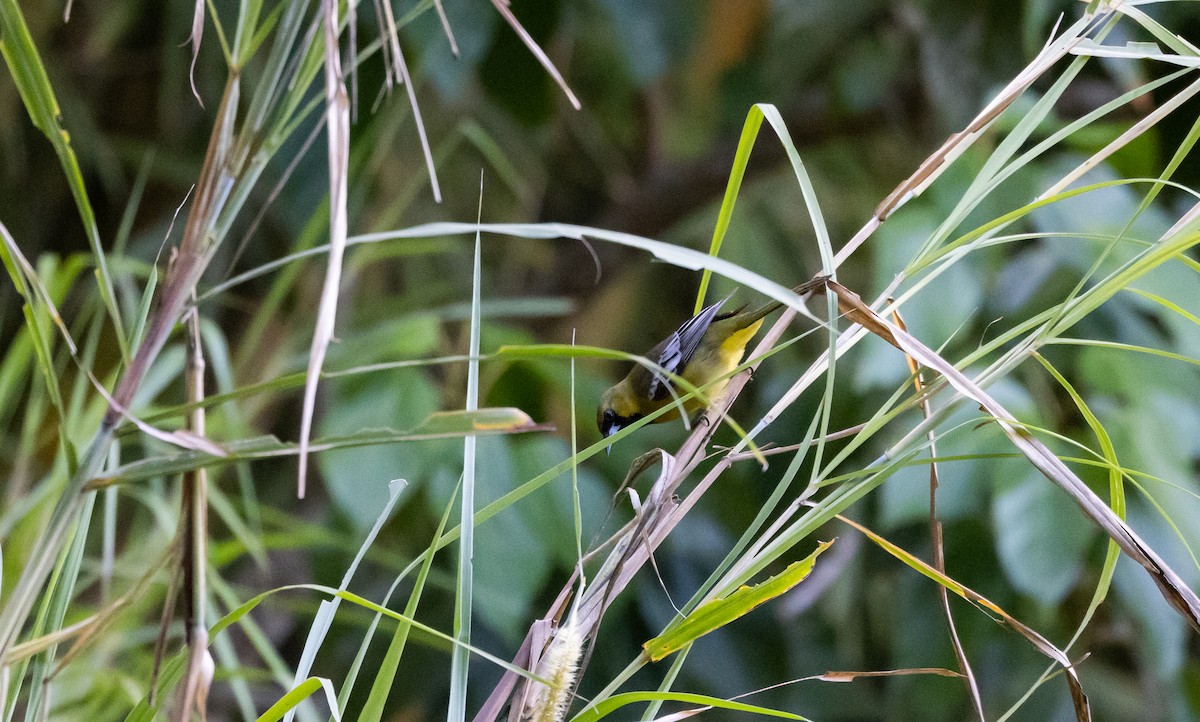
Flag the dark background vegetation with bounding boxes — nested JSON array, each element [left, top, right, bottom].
[[3, 1, 1200, 720]]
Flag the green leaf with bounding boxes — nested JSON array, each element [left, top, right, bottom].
[[93, 408, 545, 488], [411, 407, 539, 435], [643, 540, 833, 662]]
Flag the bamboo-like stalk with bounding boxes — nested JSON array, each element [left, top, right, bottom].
[[172, 304, 211, 721]]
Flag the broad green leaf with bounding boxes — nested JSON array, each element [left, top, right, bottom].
[[993, 472, 1095, 605]]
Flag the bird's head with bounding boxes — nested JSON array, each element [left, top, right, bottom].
[[597, 381, 642, 439]]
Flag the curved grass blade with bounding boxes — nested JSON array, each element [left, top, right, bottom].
[[89, 408, 545, 488], [824, 278, 1200, 628], [695, 103, 834, 315], [569, 692, 806, 722], [995, 354, 1129, 721], [203, 221, 827, 329], [281, 477, 407, 722], [256, 677, 341, 722]]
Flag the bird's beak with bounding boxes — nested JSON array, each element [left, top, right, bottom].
[[604, 423, 621, 455]]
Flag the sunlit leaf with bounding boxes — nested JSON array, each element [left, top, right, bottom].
[[643, 541, 832, 662]]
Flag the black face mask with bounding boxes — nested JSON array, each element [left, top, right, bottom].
[[599, 408, 640, 438]]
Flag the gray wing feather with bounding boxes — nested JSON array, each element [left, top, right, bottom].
[[647, 296, 728, 401]]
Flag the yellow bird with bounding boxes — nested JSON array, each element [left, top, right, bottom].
[[597, 277, 825, 439]]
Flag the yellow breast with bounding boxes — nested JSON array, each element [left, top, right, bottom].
[[678, 317, 764, 406]]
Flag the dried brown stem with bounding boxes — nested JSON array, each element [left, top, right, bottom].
[[892, 306, 984, 722]]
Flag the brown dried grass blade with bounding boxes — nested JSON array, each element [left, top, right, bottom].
[[892, 306, 984, 722], [377, 0, 443, 201], [489, 0, 581, 110], [824, 279, 1200, 631], [298, 0, 352, 498], [189, 0, 205, 106], [472, 582, 576, 722], [833, 7, 1111, 267], [476, 300, 807, 716], [817, 668, 963, 682]]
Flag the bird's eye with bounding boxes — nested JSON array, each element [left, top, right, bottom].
[[603, 409, 616, 424]]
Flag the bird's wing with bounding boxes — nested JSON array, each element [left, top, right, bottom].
[[647, 295, 728, 401]]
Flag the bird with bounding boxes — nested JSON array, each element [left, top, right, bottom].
[[596, 277, 826, 440]]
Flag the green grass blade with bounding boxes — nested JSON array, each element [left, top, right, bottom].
[[281, 480, 406, 722], [333, 591, 540, 681], [693, 107, 765, 314], [570, 691, 807, 722], [447, 222, 483, 722], [0, 0, 127, 361], [198, 317, 265, 550], [569, 332, 582, 563], [93, 408, 542, 487], [122, 651, 187, 722], [128, 267, 158, 355], [257, 677, 341, 722], [756, 104, 834, 272], [998, 353, 1126, 721], [232, 0, 264, 66], [693, 102, 834, 314], [19, 492, 96, 722], [639, 644, 691, 722], [358, 481, 461, 722]]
